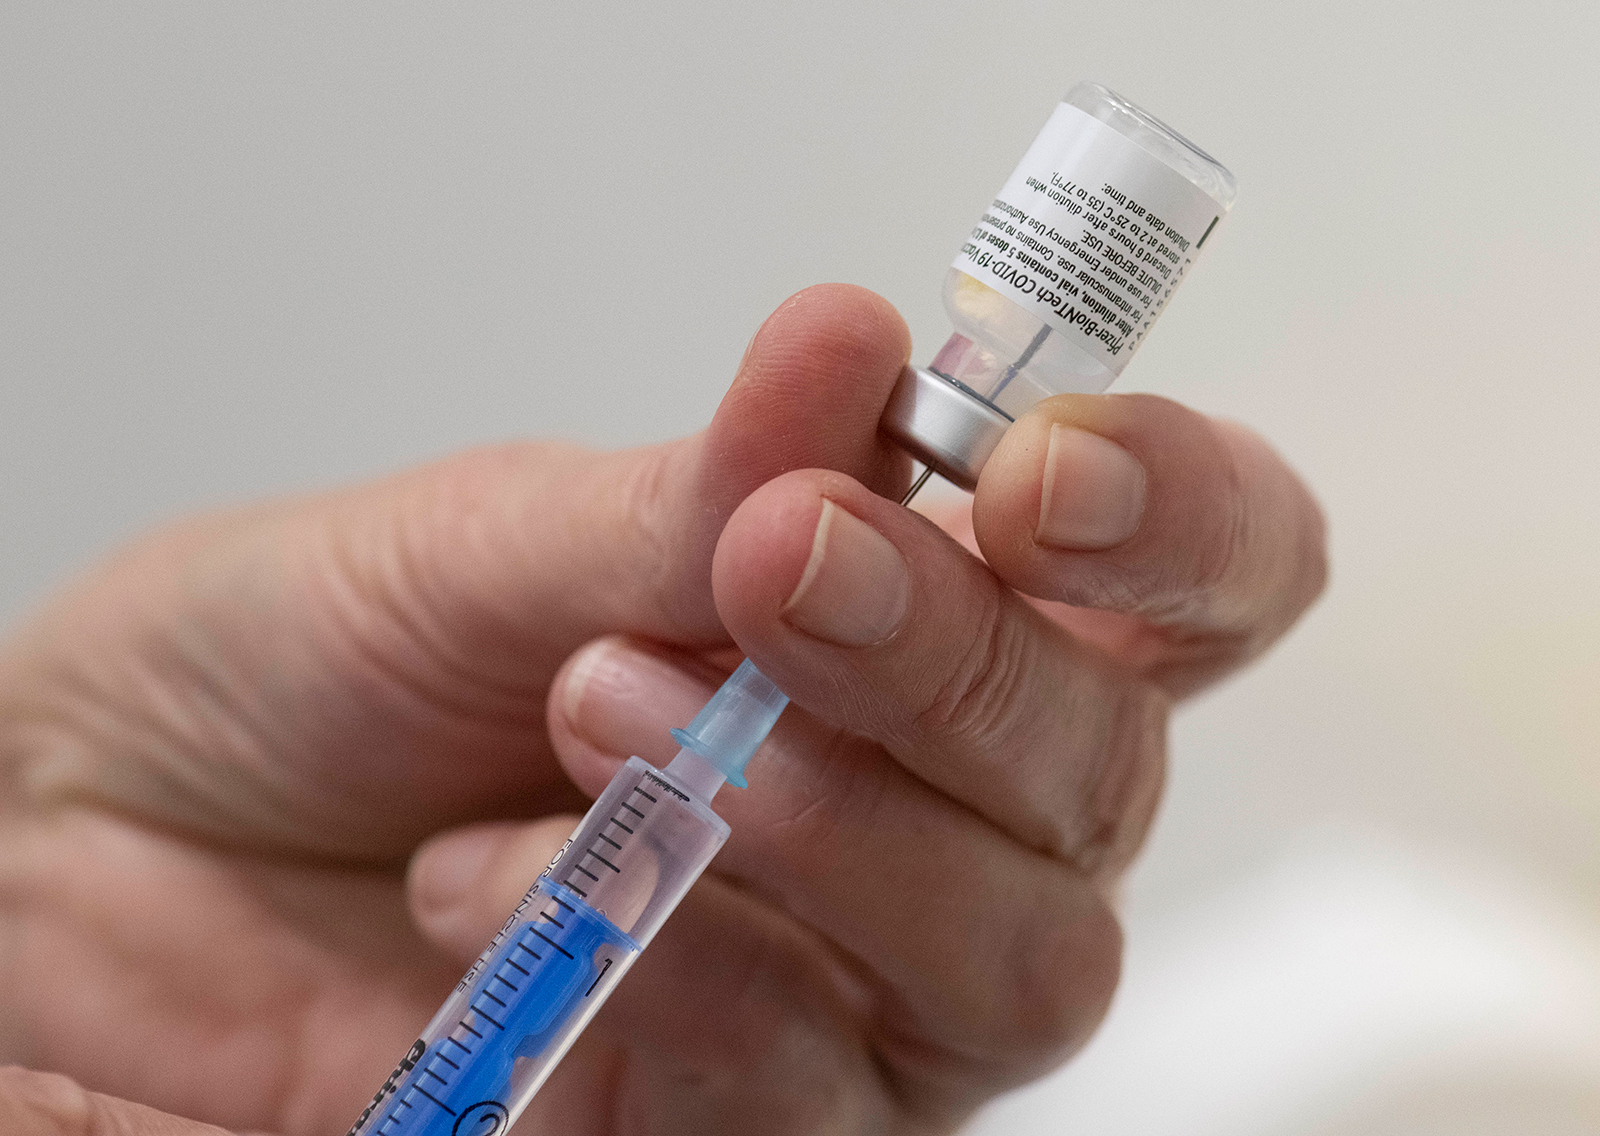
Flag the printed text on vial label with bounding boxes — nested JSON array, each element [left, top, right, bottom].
[[953, 105, 1221, 370]]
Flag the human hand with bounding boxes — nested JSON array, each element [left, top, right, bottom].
[[0, 285, 1324, 1134]]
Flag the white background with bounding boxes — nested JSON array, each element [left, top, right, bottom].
[[3, 2, 1597, 1131]]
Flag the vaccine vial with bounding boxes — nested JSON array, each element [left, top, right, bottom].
[[881, 82, 1237, 489]]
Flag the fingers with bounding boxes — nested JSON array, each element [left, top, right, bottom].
[[0, 1066, 233, 1136], [407, 816, 579, 962], [711, 470, 1168, 874], [538, 636, 1122, 1116], [971, 393, 1327, 691]]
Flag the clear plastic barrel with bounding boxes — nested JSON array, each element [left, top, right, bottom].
[[347, 757, 728, 1136]]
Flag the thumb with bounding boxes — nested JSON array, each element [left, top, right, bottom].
[[288, 283, 912, 681], [0, 1067, 237, 1136], [531, 282, 914, 645]]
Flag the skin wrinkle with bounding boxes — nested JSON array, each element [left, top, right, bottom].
[[391, 479, 555, 705], [299, 509, 586, 854], [1, 1068, 92, 1136], [145, 619, 322, 852], [982, 867, 1114, 1068], [315, 501, 551, 735], [610, 443, 713, 642], [1070, 683, 1169, 881], [719, 298, 910, 499], [9, 650, 300, 858], [26, 630, 480, 870], [1177, 417, 1259, 639], [906, 594, 1162, 869], [734, 747, 1097, 1097], [763, 730, 867, 852], [1003, 879, 1123, 1069], [308, 533, 495, 735], [693, 876, 924, 1133], [608, 877, 893, 1135], [1209, 419, 1329, 653], [40, 525, 287, 809], [0, 1067, 240, 1136], [862, 961, 1044, 1128], [1142, 418, 1325, 659], [699, 780, 884, 1039], [1029, 649, 1152, 872], [21, 855, 302, 1123], [402, 441, 646, 665], [908, 584, 1015, 748]]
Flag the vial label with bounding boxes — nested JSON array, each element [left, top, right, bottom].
[[953, 102, 1223, 370]]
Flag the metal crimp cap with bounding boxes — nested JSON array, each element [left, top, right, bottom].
[[878, 366, 1014, 492]]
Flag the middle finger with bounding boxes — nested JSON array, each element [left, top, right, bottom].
[[711, 468, 1170, 879]]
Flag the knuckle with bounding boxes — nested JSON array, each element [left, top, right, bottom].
[[329, 438, 571, 630], [0, 1066, 92, 1135], [767, 734, 879, 866], [1067, 680, 1169, 875], [1165, 416, 1251, 613], [1005, 663, 1169, 869], [1295, 489, 1331, 612], [408, 440, 578, 553], [403, 440, 582, 601], [989, 885, 1124, 1066], [914, 593, 1037, 750], [1198, 419, 1330, 643], [653, 896, 891, 1130], [607, 445, 688, 627]]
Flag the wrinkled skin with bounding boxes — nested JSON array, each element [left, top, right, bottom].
[[0, 286, 1325, 1135]]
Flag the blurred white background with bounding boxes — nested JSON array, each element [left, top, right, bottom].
[[3, 2, 1597, 1131]]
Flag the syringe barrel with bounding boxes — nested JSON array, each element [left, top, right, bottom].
[[347, 757, 728, 1136], [540, 755, 730, 947]]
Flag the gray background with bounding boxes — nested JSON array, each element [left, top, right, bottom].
[[4, 2, 1598, 1131]]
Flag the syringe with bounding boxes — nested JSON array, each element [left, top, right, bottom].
[[346, 660, 788, 1136]]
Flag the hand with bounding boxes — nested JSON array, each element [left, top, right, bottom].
[[0, 285, 1324, 1134]]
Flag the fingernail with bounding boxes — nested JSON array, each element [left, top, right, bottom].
[[1036, 425, 1147, 550], [781, 499, 909, 646], [412, 827, 501, 915], [562, 638, 715, 760]]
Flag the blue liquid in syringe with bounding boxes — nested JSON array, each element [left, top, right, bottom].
[[355, 878, 639, 1136]]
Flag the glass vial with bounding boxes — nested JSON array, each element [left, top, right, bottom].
[[881, 82, 1237, 488]]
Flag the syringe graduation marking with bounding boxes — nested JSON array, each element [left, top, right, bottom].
[[371, 884, 633, 1135], [549, 786, 659, 906], [532, 928, 573, 959], [368, 775, 656, 1135]]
